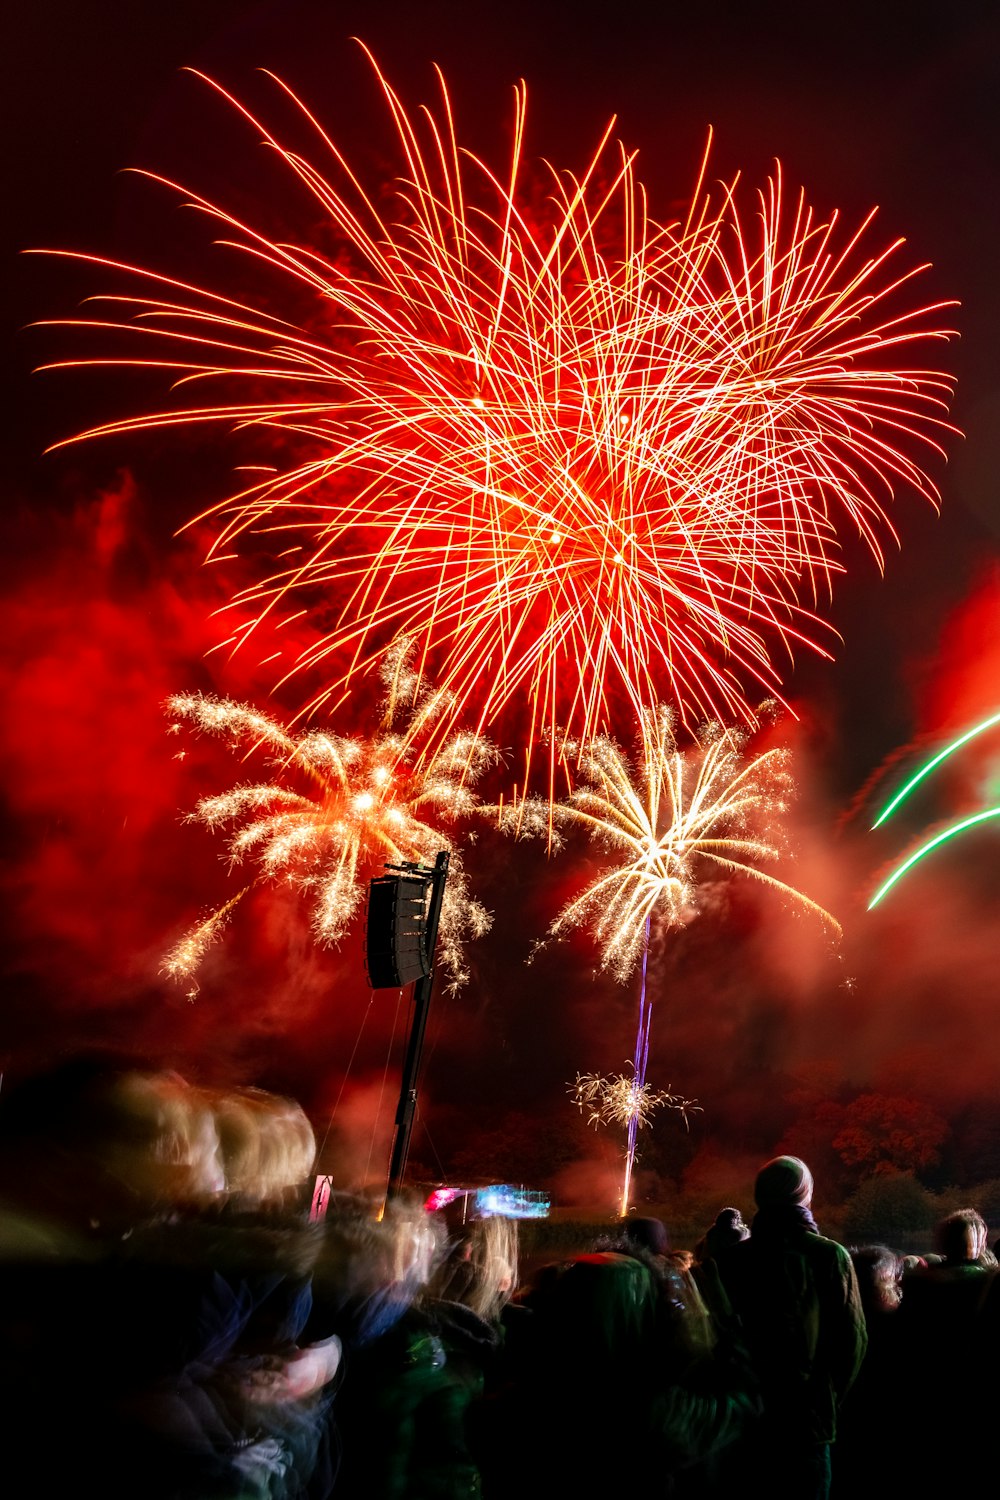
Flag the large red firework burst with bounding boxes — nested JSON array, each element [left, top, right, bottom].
[[37, 48, 957, 769]]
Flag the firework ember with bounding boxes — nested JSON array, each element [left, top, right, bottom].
[[161, 889, 249, 997], [37, 50, 956, 765], [163, 644, 494, 988]]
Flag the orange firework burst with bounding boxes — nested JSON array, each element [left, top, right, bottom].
[[162, 642, 494, 992], [37, 50, 956, 765]]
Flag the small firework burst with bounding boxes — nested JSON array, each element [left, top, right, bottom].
[[569, 1069, 700, 1131]]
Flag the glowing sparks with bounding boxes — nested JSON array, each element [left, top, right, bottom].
[[162, 644, 495, 988], [38, 53, 956, 764], [160, 888, 248, 997], [543, 706, 841, 979], [569, 1070, 699, 1131]]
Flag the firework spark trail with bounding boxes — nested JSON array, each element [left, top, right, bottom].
[[624, 914, 654, 1215], [162, 643, 494, 988], [36, 52, 957, 767], [871, 710, 1000, 828], [161, 888, 249, 997], [868, 708, 1000, 907], [868, 806, 1000, 909]]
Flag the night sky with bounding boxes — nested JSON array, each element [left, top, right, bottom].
[[5, 1, 1000, 1206]]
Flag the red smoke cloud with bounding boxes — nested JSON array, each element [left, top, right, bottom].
[[920, 565, 1000, 734], [3, 469, 999, 1204], [0, 473, 367, 1069], [0, 472, 480, 1185]]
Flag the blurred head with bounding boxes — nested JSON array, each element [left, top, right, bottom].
[[621, 1216, 670, 1257], [212, 1087, 315, 1210], [935, 1207, 988, 1265], [539, 1251, 665, 1384], [0, 1058, 225, 1229], [462, 1215, 520, 1322], [103, 1071, 225, 1206], [703, 1206, 749, 1259], [755, 1155, 814, 1209], [383, 1196, 445, 1289], [851, 1244, 902, 1313], [594, 1216, 670, 1263]]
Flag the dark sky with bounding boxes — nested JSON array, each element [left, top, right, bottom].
[[5, 2, 1000, 1204]]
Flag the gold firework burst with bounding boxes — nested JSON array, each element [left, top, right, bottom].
[[162, 644, 494, 988]]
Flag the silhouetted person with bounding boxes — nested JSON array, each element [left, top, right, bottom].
[[836, 1245, 908, 1497], [894, 1206, 994, 1488], [327, 1195, 500, 1500], [493, 1239, 759, 1499], [715, 1155, 866, 1499], [694, 1206, 749, 1266]]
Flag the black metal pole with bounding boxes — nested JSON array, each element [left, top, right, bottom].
[[385, 849, 450, 1202]]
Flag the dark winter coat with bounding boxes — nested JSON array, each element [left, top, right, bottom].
[[716, 1206, 866, 1444], [489, 1251, 758, 1498], [332, 1295, 500, 1500]]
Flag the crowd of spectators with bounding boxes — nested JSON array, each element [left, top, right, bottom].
[[0, 1059, 996, 1498]]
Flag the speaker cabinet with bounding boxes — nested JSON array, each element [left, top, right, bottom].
[[365, 873, 431, 988]]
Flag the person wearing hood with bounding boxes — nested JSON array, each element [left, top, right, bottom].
[[714, 1155, 866, 1500]]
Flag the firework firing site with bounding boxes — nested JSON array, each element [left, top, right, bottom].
[[5, 4, 1000, 1495]]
